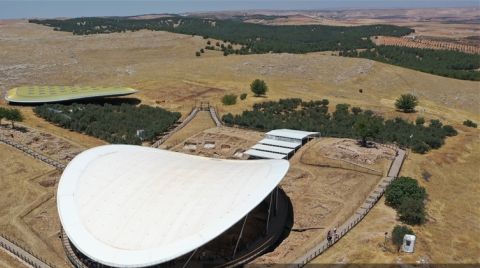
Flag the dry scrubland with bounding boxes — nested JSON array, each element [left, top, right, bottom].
[[0, 19, 479, 265]]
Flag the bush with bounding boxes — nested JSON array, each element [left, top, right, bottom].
[[415, 117, 425, 126], [442, 125, 457, 136], [240, 93, 247, 100], [392, 225, 414, 250], [395, 94, 418, 113], [385, 177, 426, 209], [351, 107, 362, 115], [195, 51, 201, 57], [250, 79, 268, 96], [412, 141, 430, 154], [398, 197, 426, 225], [463, 119, 477, 128], [221, 94, 237, 105], [200, 48, 205, 53]]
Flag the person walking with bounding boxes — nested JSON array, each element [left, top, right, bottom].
[[327, 230, 332, 245]]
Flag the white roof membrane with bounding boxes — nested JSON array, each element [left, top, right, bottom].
[[244, 149, 287, 160], [251, 144, 294, 155], [259, 138, 301, 149], [266, 129, 319, 140], [57, 145, 289, 267]]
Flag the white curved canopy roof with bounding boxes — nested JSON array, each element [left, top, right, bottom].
[[57, 145, 289, 267]]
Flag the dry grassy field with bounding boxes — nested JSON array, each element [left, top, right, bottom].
[[0, 18, 479, 266], [312, 126, 480, 264], [0, 144, 69, 267]]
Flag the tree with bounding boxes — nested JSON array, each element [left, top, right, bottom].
[[398, 197, 426, 225], [395, 94, 418, 113], [354, 115, 381, 147], [250, 79, 268, 97], [0, 107, 7, 125], [4, 108, 23, 128], [392, 225, 414, 250], [385, 177, 426, 209]]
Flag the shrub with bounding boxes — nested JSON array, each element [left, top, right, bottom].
[[463, 119, 477, 128], [385, 177, 426, 209], [195, 51, 201, 57], [392, 225, 414, 250], [351, 107, 362, 115], [398, 197, 426, 225], [415, 117, 425, 126], [200, 48, 205, 53], [250, 79, 268, 96], [412, 141, 430, 154], [221, 94, 237, 105], [395, 94, 418, 113], [240, 93, 247, 100], [222, 113, 235, 125], [442, 125, 457, 136]]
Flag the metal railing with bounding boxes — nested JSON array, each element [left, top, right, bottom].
[[0, 234, 55, 268]]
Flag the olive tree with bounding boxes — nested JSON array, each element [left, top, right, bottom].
[[395, 93, 418, 113], [250, 79, 268, 97]]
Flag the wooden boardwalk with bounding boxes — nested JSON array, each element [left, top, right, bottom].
[[291, 148, 406, 267]]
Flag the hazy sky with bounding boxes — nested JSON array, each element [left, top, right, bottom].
[[0, 0, 478, 19]]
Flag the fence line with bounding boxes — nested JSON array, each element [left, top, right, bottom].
[[209, 106, 223, 127], [290, 149, 406, 267], [151, 107, 200, 148], [0, 136, 66, 170], [0, 234, 55, 268]]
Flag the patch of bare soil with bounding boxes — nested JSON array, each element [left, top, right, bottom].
[[171, 127, 263, 159]]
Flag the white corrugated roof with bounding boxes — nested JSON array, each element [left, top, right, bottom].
[[266, 129, 319, 140], [57, 145, 289, 267], [244, 149, 287, 160], [259, 138, 301, 149], [252, 144, 294, 155]]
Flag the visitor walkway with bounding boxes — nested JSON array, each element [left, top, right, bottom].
[[291, 148, 407, 267], [0, 234, 54, 268], [0, 136, 65, 170]]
